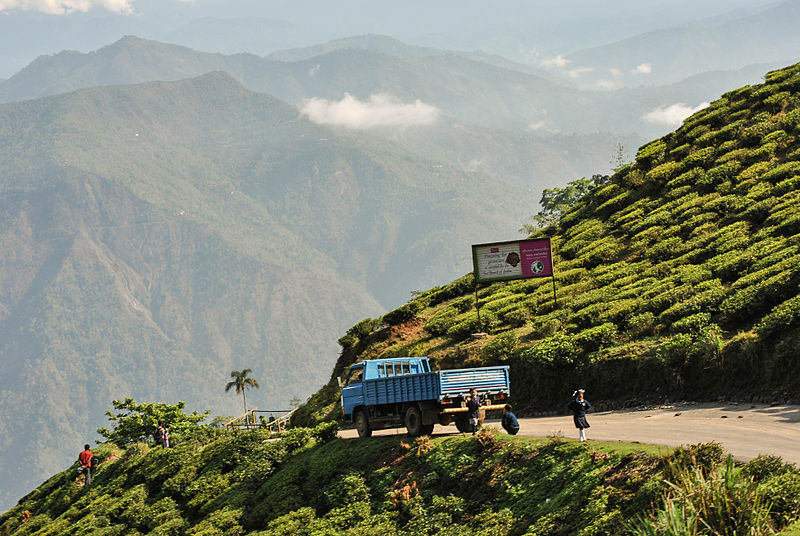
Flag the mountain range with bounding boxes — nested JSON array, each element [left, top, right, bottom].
[[0, 71, 535, 508], [0, 35, 789, 141]]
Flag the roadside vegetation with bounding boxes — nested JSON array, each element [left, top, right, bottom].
[[2, 418, 800, 535]]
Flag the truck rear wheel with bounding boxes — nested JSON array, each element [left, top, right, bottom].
[[455, 415, 472, 433], [405, 405, 423, 437], [421, 423, 435, 436], [355, 409, 372, 438]]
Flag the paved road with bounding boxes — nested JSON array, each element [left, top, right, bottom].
[[339, 403, 800, 464]]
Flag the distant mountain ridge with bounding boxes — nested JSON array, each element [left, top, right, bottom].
[[0, 35, 782, 140], [564, 0, 800, 87]]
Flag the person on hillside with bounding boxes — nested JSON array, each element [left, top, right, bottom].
[[568, 389, 591, 441], [501, 404, 520, 435], [154, 423, 163, 446], [156, 422, 168, 447], [466, 388, 482, 435], [77, 444, 93, 488]]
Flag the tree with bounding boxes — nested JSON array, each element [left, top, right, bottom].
[[520, 175, 609, 235], [225, 369, 260, 416], [97, 398, 209, 446]]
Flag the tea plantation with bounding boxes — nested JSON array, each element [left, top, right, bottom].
[[295, 61, 800, 426]]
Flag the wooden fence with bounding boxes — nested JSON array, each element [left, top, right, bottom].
[[224, 408, 297, 432]]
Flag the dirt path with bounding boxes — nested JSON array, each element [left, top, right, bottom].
[[339, 403, 800, 464]]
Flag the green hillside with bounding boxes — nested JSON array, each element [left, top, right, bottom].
[[0, 71, 531, 508], [3, 421, 799, 535], [295, 61, 800, 426]]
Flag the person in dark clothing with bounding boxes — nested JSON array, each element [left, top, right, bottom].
[[567, 389, 591, 441], [501, 404, 520, 435], [77, 444, 93, 488], [466, 388, 482, 435]]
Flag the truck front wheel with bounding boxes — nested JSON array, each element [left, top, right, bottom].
[[355, 409, 372, 438], [405, 405, 423, 437]]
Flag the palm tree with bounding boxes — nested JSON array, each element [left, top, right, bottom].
[[225, 369, 260, 419]]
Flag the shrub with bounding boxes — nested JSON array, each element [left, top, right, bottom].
[[446, 311, 498, 339], [573, 323, 618, 353], [741, 454, 795, 482], [780, 107, 800, 131], [740, 121, 774, 147], [638, 456, 773, 535], [482, 331, 518, 362], [636, 140, 667, 165], [762, 161, 800, 184], [382, 300, 426, 326], [683, 147, 716, 167], [671, 313, 711, 334], [324, 473, 371, 509], [424, 309, 457, 337], [521, 333, 578, 366], [739, 160, 776, 181], [501, 306, 529, 328], [755, 293, 800, 338], [312, 421, 340, 443], [627, 312, 656, 336], [761, 471, 800, 526], [339, 318, 380, 348], [646, 161, 683, 183]]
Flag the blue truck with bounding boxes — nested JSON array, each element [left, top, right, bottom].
[[340, 357, 510, 437]]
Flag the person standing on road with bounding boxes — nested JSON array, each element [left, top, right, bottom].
[[466, 388, 482, 435], [77, 444, 93, 488], [568, 389, 591, 441], [501, 404, 520, 435]]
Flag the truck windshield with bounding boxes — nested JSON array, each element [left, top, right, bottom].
[[346, 366, 364, 386]]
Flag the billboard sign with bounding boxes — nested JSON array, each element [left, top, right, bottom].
[[472, 238, 553, 283]]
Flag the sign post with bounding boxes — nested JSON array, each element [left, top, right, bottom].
[[471, 237, 556, 309]]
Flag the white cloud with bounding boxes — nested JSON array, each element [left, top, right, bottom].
[[593, 80, 619, 90], [299, 93, 440, 129], [566, 66, 593, 79], [609, 68, 622, 77], [632, 63, 652, 74], [540, 55, 570, 68], [642, 102, 709, 126], [0, 0, 134, 14]]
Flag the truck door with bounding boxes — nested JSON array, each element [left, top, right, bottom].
[[341, 364, 365, 418]]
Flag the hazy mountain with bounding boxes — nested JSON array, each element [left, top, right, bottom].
[[0, 35, 783, 144], [0, 0, 780, 80], [0, 71, 531, 508], [564, 0, 800, 88], [265, 34, 447, 62]]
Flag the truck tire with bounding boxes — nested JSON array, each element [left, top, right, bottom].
[[454, 415, 472, 433], [421, 423, 435, 436], [355, 409, 372, 438], [405, 405, 423, 437]]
